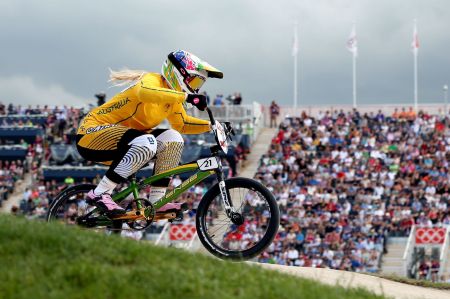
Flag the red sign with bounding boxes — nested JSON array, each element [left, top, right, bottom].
[[169, 224, 196, 241], [415, 228, 446, 244]]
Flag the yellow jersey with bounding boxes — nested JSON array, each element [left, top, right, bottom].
[[78, 73, 210, 135]]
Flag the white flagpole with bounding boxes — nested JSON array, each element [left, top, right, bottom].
[[353, 53, 357, 108], [347, 22, 358, 108], [414, 46, 418, 112], [352, 27, 357, 109], [293, 21, 298, 112], [413, 19, 419, 112]]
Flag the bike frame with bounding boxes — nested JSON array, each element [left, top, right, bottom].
[[111, 163, 216, 210], [112, 107, 233, 213]]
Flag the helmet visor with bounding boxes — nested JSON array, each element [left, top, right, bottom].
[[185, 75, 206, 93]]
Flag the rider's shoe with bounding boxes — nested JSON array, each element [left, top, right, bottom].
[[157, 202, 188, 213], [86, 190, 126, 215]]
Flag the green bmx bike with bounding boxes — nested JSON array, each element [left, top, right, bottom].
[[46, 108, 280, 260]]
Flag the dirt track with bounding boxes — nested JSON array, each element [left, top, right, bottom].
[[253, 263, 450, 299]]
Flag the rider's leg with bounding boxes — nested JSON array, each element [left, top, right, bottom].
[[77, 127, 157, 214], [91, 131, 156, 213], [106, 132, 157, 184], [149, 129, 184, 204]]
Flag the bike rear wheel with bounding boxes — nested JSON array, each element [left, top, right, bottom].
[[196, 177, 279, 260], [46, 184, 122, 232]]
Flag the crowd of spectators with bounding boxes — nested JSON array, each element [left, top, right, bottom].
[[256, 108, 449, 273], [202, 92, 243, 106], [0, 160, 25, 205], [418, 258, 441, 282], [0, 102, 54, 205]]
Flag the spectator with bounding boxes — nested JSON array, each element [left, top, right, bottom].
[[269, 101, 280, 128], [233, 92, 242, 105], [213, 94, 224, 106], [202, 91, 210, 105]]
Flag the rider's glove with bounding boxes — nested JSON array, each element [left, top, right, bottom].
[[185, 94, 208, 111]]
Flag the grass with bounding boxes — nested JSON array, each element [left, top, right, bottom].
[[372, 273, 450, 290], [0, 215, 386, 299]]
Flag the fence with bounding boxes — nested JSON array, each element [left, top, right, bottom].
[[403, 225, 450, 278], [270, 103, 450, 119], [191, 102, 265, 143], [154, 222, 199, 250]]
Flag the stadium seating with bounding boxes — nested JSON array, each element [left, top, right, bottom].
[[257, 109, 449, 274]]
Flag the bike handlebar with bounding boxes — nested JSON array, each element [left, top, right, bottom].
[[205, 107, 215, 125], [205, 107, 235, 142]]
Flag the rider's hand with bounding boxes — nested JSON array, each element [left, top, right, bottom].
[[186, 94, 208, 111]]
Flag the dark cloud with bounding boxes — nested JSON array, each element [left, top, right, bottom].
[[0, 0, 449, 106]]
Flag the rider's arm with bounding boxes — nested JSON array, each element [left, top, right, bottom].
[[138, 75, 186, 104], [168, 104, 211, 134]]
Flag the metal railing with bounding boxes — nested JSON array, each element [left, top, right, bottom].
[[192, 105, 253, 121], [403, 225, 416, 277], [192, 103, 265, 143], [271, 103, 450, 117], [439, 226, 450, 277]]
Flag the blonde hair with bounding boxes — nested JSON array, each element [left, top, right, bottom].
[[108, 68, 147, 87]]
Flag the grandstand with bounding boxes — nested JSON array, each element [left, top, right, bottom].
[[1, 101, 449, 284], [253, 104, 450, 282]]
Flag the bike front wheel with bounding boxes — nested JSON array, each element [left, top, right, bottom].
[[196, 177, 279, 260]]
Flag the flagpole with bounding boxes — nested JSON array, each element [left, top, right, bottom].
[[413, 19, 418, 112], [353, 41, 357, 108], [347, 22, 357, 109], [414, 47, 418, 112], [293, 21, 298, 112]]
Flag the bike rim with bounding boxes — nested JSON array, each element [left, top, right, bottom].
[[49, 188, 111, 227], [202, 186, 272, 254]]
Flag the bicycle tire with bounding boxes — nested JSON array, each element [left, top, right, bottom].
[[196, 177, 280, 260], [46, 184, 96, 222]]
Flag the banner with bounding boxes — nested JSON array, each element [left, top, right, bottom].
[[169, 224, 196, 241], [415, 227, 446, 245]]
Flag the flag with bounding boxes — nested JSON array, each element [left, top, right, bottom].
[[411, 20, 419, 55], [346, 24, 358, 57], [292, 23, 299, 57]]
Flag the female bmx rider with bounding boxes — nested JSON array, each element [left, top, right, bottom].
[[76, 50, 223, 215]]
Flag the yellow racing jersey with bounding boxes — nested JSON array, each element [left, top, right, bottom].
[[78, 73, 210, 135]]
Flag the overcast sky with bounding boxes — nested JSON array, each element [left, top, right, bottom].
[[0, 0, 449, 107]]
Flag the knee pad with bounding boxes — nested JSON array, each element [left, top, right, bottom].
[[112, 134, 157, 180], [128, 134, 158, 158], [155, 129, 184, 144]]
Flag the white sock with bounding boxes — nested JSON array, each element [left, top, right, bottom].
[[94, 176, 117, 196], [149, 187, 166, 204]]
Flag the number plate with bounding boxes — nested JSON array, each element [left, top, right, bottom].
[[197, 157, 219, 171]]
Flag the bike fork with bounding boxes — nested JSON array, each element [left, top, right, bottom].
[[215, 165, 234, 218]]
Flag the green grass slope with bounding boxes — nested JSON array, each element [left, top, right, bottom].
[[0, 215, 385, 299]]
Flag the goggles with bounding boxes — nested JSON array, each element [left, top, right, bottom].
[[185, 74, 206, 93], [168, 52, 206, 93]]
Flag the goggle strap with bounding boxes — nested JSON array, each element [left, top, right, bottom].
[[168, 52, 195, 93], [168, 53, 188, 78]]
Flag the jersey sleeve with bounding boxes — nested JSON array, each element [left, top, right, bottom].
[[138, 76, 186, 104], [167, 104, 211, 134]]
